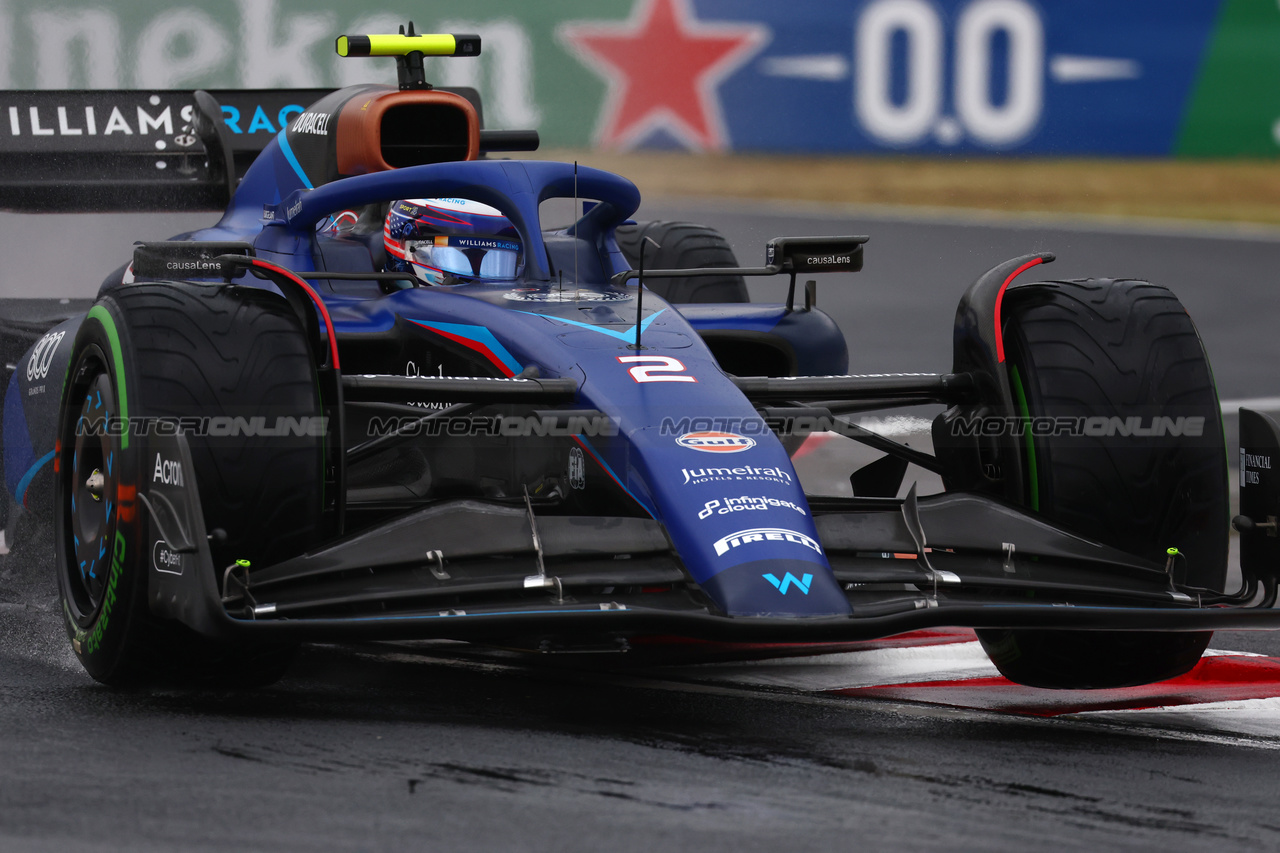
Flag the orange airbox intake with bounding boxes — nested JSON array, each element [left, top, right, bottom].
[[336, 89, 479, 175]]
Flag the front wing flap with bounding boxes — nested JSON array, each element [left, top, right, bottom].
[[139, 432, 1280, 645]]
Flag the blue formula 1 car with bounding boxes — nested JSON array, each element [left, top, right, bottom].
[[4, 28, 1280, 688]]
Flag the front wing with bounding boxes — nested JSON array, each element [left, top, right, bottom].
[[141, 431, 1280, 646]]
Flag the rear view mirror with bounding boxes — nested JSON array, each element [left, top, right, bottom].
[[610, 232, 868, 312], [766, 236, 867, 274], [131, 241, 255, 280]]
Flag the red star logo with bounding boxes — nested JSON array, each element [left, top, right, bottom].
[[560, 0, 768, 151]]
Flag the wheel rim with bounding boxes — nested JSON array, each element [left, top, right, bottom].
[[63, 358, 119, 620]]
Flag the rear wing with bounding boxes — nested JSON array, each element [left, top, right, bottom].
[[0, 89, 316, 211], [0, 86, 531, 212]]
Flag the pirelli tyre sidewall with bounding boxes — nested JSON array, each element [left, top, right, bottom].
[[55, 302, 144, 682]]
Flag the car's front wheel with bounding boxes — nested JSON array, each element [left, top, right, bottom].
[[975, 279, 1227, 689], [56, 283, 324, 686]]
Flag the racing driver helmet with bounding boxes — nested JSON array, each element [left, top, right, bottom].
[[384, 197, 524, 286]]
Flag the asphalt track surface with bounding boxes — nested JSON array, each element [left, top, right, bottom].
[[4, 202, 1280, 851]]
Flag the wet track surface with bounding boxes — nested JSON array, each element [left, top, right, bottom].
[[4, 203, 1280, 850]]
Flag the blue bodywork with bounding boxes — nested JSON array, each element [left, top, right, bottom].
[[5, 133, 852, 620]]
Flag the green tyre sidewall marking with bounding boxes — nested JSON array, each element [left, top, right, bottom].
[[59, 303, 144, 682], [86, 305, 128, 449], [1008, 364, 1039, 513]]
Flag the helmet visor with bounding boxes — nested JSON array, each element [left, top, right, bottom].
[[407, 236, 523, 282]]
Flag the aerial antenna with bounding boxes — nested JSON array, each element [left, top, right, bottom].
[[632, 236, 660, 350], [573, 161, 580, 300]]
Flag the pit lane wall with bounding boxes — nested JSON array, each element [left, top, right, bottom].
[[3, 0, 1277, 156]]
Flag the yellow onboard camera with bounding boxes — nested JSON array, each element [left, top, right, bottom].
[[334, 23, 480, 91]]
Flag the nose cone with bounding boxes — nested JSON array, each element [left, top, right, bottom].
[[699, 557, 850, 618]]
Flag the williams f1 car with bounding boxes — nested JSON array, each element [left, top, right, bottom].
[[3, 29, 1280, 688]]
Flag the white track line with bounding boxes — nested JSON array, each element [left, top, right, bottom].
[[682, 640, 1280, 744], [1070, 697, 1280, 739], [1221, 397, 1280, 413], [372, 641, 1280, 747], [684, 641, 998, 691]]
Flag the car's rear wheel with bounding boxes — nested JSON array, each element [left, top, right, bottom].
[[614, 220, 809, 450], [975, 279, 1227, 689], [55, 282, 324, 686], [614, 220, 748, 303]]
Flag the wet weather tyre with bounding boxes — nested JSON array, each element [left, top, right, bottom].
[[614, 221, 749, 303], [55, 282, 324, 686], [976, 279, 1226, 689], [977, 629, 1212, 691]]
